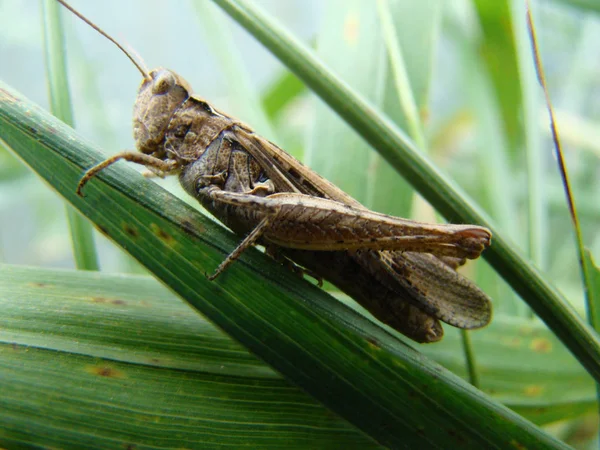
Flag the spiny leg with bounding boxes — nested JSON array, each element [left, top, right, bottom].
[[77, 151, 179, 196], [208, 216, 272, 280], [199, 190, 490, 259]]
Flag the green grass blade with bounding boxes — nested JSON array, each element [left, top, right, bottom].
[[460, 329, 479, 388], [190, 1, 275, 142], [376, 0, 428, 150], [0, 264, 377, 449], [262, 70, 305, 121], [40, 0, 98, 270], [511, 0, 547, 285], [472, 0, 522, 157], [1, 264, 594, 448], [209, 0, 600, 384], [420, 313, 597, 426], [585, 251, 600, 333], [369, 0, 441, 218], [0, 81, 571, 449], [305, 0, 385, 208]]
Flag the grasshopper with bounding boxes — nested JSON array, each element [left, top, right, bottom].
[[59, 0, 492, 343]]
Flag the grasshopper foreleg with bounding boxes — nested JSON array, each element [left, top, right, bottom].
[[77, 151, 179, 196]]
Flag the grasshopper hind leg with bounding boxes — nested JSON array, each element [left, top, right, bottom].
[[207, 215, 272, 280]]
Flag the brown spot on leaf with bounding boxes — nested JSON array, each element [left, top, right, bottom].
[[91, 296, 126, 306], [530, 338, 552, 353], [123, 224, 139, 238], [87, 365, 125, 378], [524, 385, 543, 397], [420, 106, 430, 125], [150, 223, 175, 245], [366, 337, 380, 350], [29, 282, 51, 288]]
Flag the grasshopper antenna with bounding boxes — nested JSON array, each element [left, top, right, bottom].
[[56, 0, 151, 81]]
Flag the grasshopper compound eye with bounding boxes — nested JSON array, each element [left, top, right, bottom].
[[152, 70, 176, 95]]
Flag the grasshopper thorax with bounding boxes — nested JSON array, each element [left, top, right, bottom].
[[133, 68, 192, 158]]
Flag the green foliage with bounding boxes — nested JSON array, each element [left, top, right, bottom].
[[0, 0, 599, 447]]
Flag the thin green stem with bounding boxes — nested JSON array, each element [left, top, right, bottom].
[[41, 0, 98, 270], [376, 0, 427, 151], [460, 330, 480, 388]]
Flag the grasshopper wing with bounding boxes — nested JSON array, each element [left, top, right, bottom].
[[233, 127, 491, 331], [373, 251, 492, 329]]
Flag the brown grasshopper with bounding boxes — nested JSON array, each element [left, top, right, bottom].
[[59, 0, 492, 343]]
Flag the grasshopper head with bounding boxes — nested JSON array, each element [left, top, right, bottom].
[[133, 68, 192, 158], [54, 2, 191, 161]]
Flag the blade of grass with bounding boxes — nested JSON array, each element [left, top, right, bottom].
[[460, 329, 479, 388], [0, 264, 378, 449], [209, 0, 600, 384], [376, 0, 427, 151], [190, 0, 276, 142], [526, 2, 600, 440], [262, 70, 305, 121], [585, 251, 600, 331], [472, 0, 522, 157], [41, 0, 98, 270], [305, 0, 385, 207], [370, 0, 441, 219], [2, 263, 595, 448], [337, 288, 598, 426], [0, 81, 571, 449], [511, 0, 547, 302], [525, 1, 595, 331]]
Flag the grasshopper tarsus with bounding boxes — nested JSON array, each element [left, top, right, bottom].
[[206, 271, 218, 282]]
